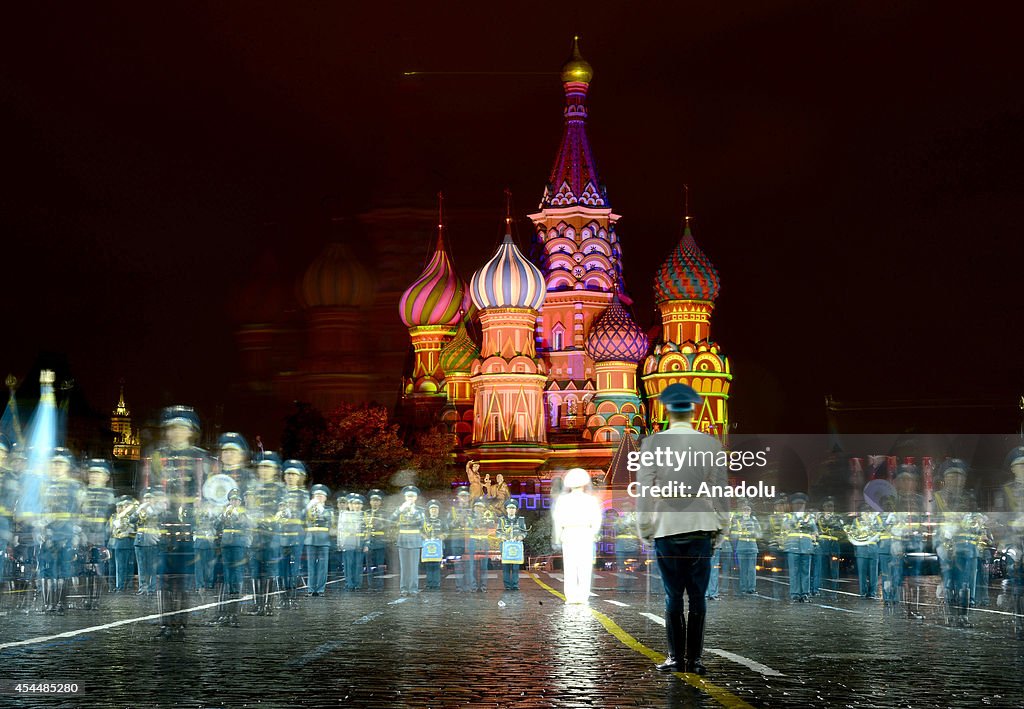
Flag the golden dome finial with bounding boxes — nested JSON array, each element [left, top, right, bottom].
[[560, 35, 593, 84]]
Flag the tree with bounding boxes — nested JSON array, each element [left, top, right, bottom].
[[318, 403, 411, 490], [410, 425, 457, 491]]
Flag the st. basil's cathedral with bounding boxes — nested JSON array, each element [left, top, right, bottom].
[[396, 38, 732, 483]]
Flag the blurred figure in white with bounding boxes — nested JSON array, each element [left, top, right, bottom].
[[552, 468, 602, 604]]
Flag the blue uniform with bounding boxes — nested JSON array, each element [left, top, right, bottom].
[[390, 503, 425, 595], [338, 506, 367, 591], [783, 512, 818, 601], [848, 513, 884, 598], [109, 503, 138, 592], [446, 500, 474, 591], [280, 487, 308, 598], [422, 513, 446, 590], [304, 502, 333, 595], [363, 505, 390, 590], [729, 512, 762, 594], [496, 513, 526, 590]]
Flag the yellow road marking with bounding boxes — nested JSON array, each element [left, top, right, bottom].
[[529, 573, 756, 709]]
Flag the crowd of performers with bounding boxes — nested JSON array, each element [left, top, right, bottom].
[[0, 406, 532, 640], [699, 454, 1024, 632]]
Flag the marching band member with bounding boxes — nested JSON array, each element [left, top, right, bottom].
[[217, 432, 253, 499], [390, 485, 424, 596], [496, 498, 526, 591], [131, 489, 163, 596], [363, 489, 389, 592], [846, 503, 884, 599], [470, 497, 494, 592], [730, 498, 763, 595], [109, 495, 137, 593], [304, 484, 333, 597], [422, 499, 446, 590], [38, 448, 83, 614], [248, 452, 285, 616], [613, 500, 641, 592], [446, 486, 474, 592], [934, 459, 974, 623], [280, 460, 309, 607], [783, 492, 818, 602], [767, 494, 790, 599], [339, 493, 368, 591], [81, 459, 115, 611], [217, 488, 251, 627], [813, 497, 844, 598], [0, 435, 17, 607]]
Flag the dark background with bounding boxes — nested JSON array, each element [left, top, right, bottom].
[[2, 2, 1022, 439]]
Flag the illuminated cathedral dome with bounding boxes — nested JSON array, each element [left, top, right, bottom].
[[399, 233, 469, 327], [439, 320, 480, 374], [653, 226, 720, 303], [470, 234, 547, 311], [299, 242, 376, 308], [586, 296, 649, 362], [560, 35, 593, 84]]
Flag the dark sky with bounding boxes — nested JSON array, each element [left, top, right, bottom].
[[2, 2, 1022, 436]]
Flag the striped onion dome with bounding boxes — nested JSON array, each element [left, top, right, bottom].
[[586, 295, 649, 362], [469, 233, 546, 311], [298, 242, 375, 308], [399, 233, 468, 327], [439, 320, 480, 374], [653, 226, 720, 303]]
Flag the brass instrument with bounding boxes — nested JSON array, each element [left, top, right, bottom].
[[846, 516, 880, 547]]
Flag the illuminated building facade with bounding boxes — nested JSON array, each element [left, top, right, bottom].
[[111, 383, 140, 461]]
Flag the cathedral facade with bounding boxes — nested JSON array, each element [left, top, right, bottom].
[[399, 39, 732, 482]]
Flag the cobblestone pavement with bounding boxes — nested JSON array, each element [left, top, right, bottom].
[[0, 569, 1022, 708]]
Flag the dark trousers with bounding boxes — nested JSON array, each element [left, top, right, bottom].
[[114, 546, 135, 591], [502, 563, 520, 590], [366, 546, 387, 589], [654, 534, 712, 614], [343, 548, 365, 590], [424, 561, 442, 589]]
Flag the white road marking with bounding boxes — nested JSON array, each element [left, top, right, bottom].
[[604, 600, 630, 607], [0, 595, 254, 652], [638, 613, 784, 676], [814, 604, 860, 614], [706, 648, 784, 677], [387, 597, 409, 605]]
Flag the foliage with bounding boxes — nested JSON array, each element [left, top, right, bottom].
[[410, 425, 457, 491]]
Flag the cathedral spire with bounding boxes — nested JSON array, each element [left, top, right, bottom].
[[541, 36, 607, 209]]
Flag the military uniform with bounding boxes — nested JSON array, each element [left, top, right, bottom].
[[390, 486, 425, 596], [0, 436, 19, 601], [469, 498, 494, 592], [422, 500, 446, 590], [729, 501, 763, 594], [193, 499, 219, 592], [248, 452, 286, 615], [363, 489, 389, 591], [144, 406, 208, 639], [280, 461, 309, 605], [217, 488, 251, 626], [767, 496, 790, 599], [446, 488, 474, 592], [38, 449, 83, 614], [496, 499, 526, 591], [783, 493, 818, 602], [131, 490, 164, 595], [109, 496, 138, 592], [81, 460, 115, 610], [339, 494, 368, 591], [613, 506, 641, 592], [847, 507, 884, 599], [304, 484, 333, 596], [934, 459, 975, 623], [813, 498, 844, 598]]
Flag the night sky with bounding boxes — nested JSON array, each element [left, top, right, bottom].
[[3, 3, 1022, 439]]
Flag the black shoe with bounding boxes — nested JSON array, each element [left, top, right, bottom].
[[686, 660, 708, 675], [156, 626, 172, 639], [656, 657, 683, 672]]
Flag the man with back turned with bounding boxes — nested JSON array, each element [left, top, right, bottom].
[[636, 384, 729, 675]]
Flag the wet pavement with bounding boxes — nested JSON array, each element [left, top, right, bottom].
[[0, 569, 1022, 708]]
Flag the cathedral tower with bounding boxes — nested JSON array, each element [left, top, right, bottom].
[[642, 213, 731, 436], [528, 37, 625, 436], [584, 293, 648, 442]]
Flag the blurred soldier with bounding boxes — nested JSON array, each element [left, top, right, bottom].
[[304, 484, 333, 596], [814, 497, 843, 598], [131, 489, 163, 595], [767, 494, 790, 599], [81, 459, 115, 610], [846, 503, 883, 599], [707, 502, 734, 601], [878, 497, 902, 612], [279, 460, 309, 607], [216, 432, 252, 499], [934, 459, 973, 621], [470, 497, 493, 592], [422, 499, 445, 590], [109, 495, 138, 593], [446, 486, 474, 592], [497, 498, 526, 591], [248, 452, 285, 615], [972, 513, 994, 607], [363, 488, 389, 592], [216, 488, 250, 627], [391, 485, 425, 596], [1000, 446, 1024, 545], [729, 499, 763, 595], [0, 435, 18, 605], [38, 448, 83, 614], [554, 468, 603, 605], [339, 493, 368, 591], [783, 492, 818, 602], [892, 465, 926, 583], [613, 500, 641, 592], [193, 495, 220, 595], [144, 405, 208, 639]]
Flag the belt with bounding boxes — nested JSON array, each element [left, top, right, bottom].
[[471, 534, 490, 540], [306, 527, 328, 532], [818, 535, 838, 540], [616, 534, 638, 539], [370, 531, 387, 536], [787, 533, 814, 538], [399, 529, 420, 534], [138, 527, 160, 534], [662, 531, 713, 541], [738, 537, 757, 542], [223, 528, 242, 533]]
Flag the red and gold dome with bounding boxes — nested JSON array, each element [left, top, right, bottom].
[[586, 296, 649, 362], [653, 227, 720, 303]]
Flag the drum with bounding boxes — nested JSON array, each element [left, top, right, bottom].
[[421, 538, 444, 563], [501, 540, 524, 565]]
